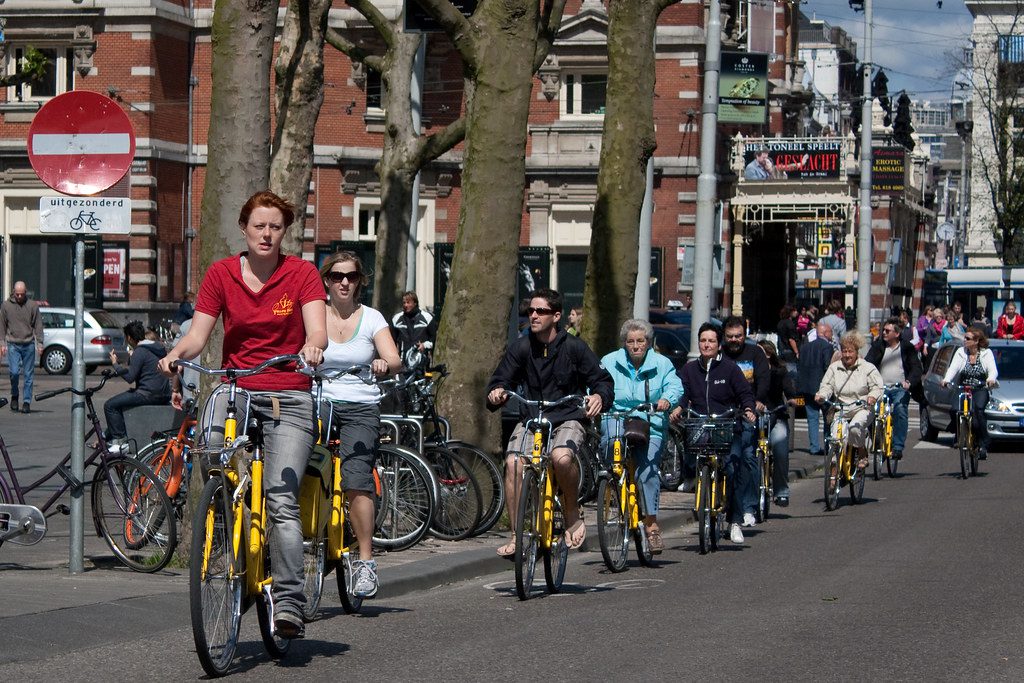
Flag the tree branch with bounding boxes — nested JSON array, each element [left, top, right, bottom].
[[533, 0, 569, 72], [347, 0, 397, 49], [414, 0, 476, 65], [413, 116, 467, 167], [325, 27, 384, 71]]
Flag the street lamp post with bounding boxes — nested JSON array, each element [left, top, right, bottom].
[[955, 119, 973, 268], [855, 0, 873, 335]]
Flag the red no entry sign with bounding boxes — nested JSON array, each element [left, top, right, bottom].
[[28, 91, 136, 196]]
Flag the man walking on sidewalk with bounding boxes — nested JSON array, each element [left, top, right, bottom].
[[0, 281, 43, 414], [798, 322, 835, 455]]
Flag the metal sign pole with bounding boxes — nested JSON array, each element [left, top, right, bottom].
[[69, 235, 86, 574]]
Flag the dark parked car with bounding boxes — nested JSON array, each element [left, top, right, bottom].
[[920, 339, 1024, 442], [653, 326, 688, 370]]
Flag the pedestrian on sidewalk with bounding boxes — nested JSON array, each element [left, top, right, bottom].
[[797, 322, 834, 455], [0, 281, 43, 414], [995, 301, 1024, 340]]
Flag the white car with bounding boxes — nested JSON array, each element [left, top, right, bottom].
[[40, 307, 129, 375]]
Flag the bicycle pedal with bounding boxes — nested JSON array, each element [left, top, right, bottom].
[[54, 504, 71, 516]]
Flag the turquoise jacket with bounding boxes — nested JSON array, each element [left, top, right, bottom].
[[600, 347, 683, 436]]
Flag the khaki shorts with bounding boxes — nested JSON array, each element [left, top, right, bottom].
[[506, 420, 586, 458]]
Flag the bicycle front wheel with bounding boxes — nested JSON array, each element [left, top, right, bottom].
[[373, 446, 435, 551], [755, 448, 771, 523], [596, 476, 628, 572], [884, 416, 898, 477], [824, 446, 841, 511], [515, 469, 541, 601], [336, 554, 364, 614], [446, 441, 505, 536], [849, 456, 866, 504], [190, 477, 242, 678], [543, 495, 569, 593], [425, 446, 482, 542], [870, 423, 884, 481], [958, 416, 971, 480], [301, 519, 327, 622], [696, 464, 712, 555], [632, 481, 654, 567], [91, 456, 176, 572]]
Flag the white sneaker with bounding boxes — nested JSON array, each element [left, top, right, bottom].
[[352, 559, 379, 598], [676, 479, 694, 493], [106, 440, 128, 455], [729, 523, 744, 544], [742, 512, 757, 527]]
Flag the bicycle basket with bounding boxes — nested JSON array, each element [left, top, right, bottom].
[[681, 418, 735, 453]]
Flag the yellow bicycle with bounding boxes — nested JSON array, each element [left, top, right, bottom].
[[955, 383, 981, 479], [869, 384, 900, 480], [505, 391, 586, 601], [822, 398, 868, 511], [682, 410, 736, 555], [596, 405, 658, 572], [181, 354, 308, 677]]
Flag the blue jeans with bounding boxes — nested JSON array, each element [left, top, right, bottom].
[[731, 420, 757, 520], [769, 418, 790, 497], [888, 386, 911, 453], [7, 342, 36, 404], [103, 389, 170, 440], [600, 418, 664, 518], [804, 393, 823, 454]]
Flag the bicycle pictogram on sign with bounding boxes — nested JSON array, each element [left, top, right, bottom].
[[70, 210, 102, 231]]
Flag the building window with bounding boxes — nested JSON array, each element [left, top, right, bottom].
[[999, 35, 1024, 64], [356, 205, 380, 241], [560, 72, 606, 118], [366, 70, 383, 112], [7, 47, 75, 102]]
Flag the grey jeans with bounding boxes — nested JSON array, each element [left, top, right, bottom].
[[207, 390, 316, 617]]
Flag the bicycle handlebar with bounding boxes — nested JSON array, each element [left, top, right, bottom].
[[504, 390, 587, 411], [820, 398, 868, 411], [36, 369, 117, 402], [302, 363, 375, 385], [603, 403, 660, 419], [173, 353, 308, 379], [683, 407, 738, 420]]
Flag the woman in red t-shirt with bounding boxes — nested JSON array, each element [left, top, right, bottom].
[[160, 190, 327, 639], [996, 302, 1024, 340]]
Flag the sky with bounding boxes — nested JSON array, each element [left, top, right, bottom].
[[801, 0, 976, 101]]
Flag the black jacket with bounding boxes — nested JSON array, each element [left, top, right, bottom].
[[390, 307, 437, 358], [677, 354, 755, 416], [723, 341, 770, 404], [486, 330, 613, 426], [865, 338, 923, 387], [765, 363, 797, 411], [797, 337, 834, 396], [115, 341, 171, 398]]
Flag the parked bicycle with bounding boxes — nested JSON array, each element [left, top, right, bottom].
[[822, 398, 868, 511], [504, 391, 586, 600], [0, 374, 176, 572], [596, 405, 659, 572], [135, 393, 198, 520]]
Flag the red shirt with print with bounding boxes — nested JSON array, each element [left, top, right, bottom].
[[194, 253, 325, 391]]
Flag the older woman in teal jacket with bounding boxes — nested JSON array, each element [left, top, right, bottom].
[[600, 319, 683, 553]]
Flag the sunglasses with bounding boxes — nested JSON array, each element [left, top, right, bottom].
[[327, 270, 361, 284], [526, 306, 555, 316]]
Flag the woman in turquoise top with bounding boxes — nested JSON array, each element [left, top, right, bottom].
[[600, 319, 683, 553]]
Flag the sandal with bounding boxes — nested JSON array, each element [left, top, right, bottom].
[[857, 457, 869, 470], [648, 528, 664, 555], [496, 540, 516, 558], [564, 518, 587, 550]]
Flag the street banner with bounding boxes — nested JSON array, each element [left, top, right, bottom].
[[742, 138, 843, 180], [872, 146, 906, 195], [719, 52, 769, 124]]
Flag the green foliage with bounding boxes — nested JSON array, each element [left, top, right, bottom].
[[0, 46, 50, 88]]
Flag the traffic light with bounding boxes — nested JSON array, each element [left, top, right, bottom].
[[893, 93, 915, 151], [872, 69, 892, 127]]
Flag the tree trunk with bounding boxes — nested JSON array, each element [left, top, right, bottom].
[[371, 32, 422, 314], [433, 5, 543, 452], [270, 0, 331, 256], [581, 1, 661, 355], [188, 0, 277, 564]]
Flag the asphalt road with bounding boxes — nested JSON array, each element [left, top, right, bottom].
[[1, 414, 1022, 681]]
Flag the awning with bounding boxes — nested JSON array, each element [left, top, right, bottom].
[[795, 269, 856, 288], [944, 268, 1024, 289]]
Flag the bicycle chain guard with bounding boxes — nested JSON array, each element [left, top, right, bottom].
[[0, 503, 47, 545]]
